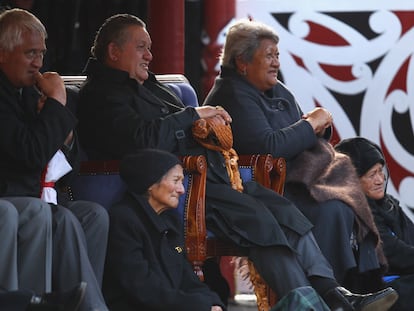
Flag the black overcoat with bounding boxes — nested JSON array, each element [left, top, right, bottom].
[[369, 194, 414, 274], [368, 194, 414, 310], [104, 193, 224, 311], [0, 70, 77, 197]]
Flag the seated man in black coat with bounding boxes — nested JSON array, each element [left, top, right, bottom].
[[0, 8, 109, 311]]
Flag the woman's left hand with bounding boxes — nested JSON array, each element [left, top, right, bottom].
[[302, 107, 332, 135]]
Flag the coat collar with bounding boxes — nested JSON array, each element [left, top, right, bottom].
[[220, 65, 297, 99], [0, 70, 18, 96], [83, 58, 131, 85], [0, 70, 39, 116], [128, 192, 184, 287], [129, 192, 180, 236], [84, 58, 177, 110]]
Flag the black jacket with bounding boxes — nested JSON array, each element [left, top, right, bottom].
[[78, 58, 200, 160], [369, 194, 414, 274], [103, 193, 225, 311], [0, 70, 77, 197], [203, 66, 330, 161]]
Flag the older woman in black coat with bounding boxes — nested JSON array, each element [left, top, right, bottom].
[[203, 19, 387, 293], [103, 149, 225, 311], [336, 136, 414, 311]]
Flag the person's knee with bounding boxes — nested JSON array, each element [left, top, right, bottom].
[[0, 199, 18, 225], [86, 202, 109, 226], [25, 198, 52, 224], [53, 204, 80, 227], [66, 201, 109, 230], [3, 197, 51, 225]]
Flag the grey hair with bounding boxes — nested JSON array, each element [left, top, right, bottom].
[[220, 19, 279, 68], [0, 8, 47, 52], [91, 13, 146, 62]]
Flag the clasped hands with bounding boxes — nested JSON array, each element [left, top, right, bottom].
[[302, 107, 333, 136]]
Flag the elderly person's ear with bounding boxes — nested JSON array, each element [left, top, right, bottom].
[[107, 42, 121, 63], [235, 56, 247, 75]]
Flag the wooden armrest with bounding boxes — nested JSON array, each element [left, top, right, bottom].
[[181, 155, 207, 280], [238, 154, 286, 195], [271, 157, 286, 195]]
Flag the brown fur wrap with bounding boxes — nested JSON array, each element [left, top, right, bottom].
[[286, 139, 387, 266]]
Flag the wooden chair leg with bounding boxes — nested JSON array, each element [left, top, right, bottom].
[[248, 260, 271, 311]]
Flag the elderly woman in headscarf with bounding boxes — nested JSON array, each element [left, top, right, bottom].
[[336, 137, 414, 311], [103, 149, 225, 311], [203, 18, 387, 293]]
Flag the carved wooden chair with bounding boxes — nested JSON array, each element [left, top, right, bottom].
[[204, 154, 286, 311]]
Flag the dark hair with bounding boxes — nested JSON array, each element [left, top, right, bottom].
[[91, 13, 146, 61]]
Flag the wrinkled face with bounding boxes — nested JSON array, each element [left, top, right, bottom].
[[148, 164, 185, 214], [113, 25, 152, 84], [244, 38, 280, 92], [360, 163, 386, 200], [0, 30, 46, 88]]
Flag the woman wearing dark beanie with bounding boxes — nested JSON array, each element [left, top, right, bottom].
[[336, 137, 414, 311], [102, 149, 225, 311]]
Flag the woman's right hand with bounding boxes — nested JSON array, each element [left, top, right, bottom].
[[302, 107, 332, 135]]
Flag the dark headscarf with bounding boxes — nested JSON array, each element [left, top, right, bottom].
[[120, 149, 182, 195], [335, 137, 385, 177]]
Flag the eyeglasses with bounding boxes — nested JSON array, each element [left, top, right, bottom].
[[24, 49, 47, 61]]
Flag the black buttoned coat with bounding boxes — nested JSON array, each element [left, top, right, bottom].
[[104, 193, 224, 311], [202, 66, 385, 289]]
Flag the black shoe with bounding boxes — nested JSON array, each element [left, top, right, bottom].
[[29, 282, 87, 311], [323, 286, 398, 311]]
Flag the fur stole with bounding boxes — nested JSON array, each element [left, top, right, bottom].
[[286, 139, 387, 266]]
